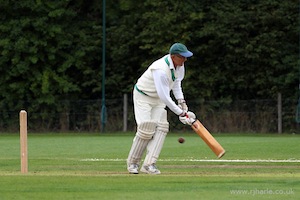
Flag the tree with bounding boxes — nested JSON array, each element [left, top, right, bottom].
[[0, 0, 298, 131], [0, 0, 101, 130], [188, 0, 298, 100]]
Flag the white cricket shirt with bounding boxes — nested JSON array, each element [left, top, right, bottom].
[[136, 54, 185, 115]]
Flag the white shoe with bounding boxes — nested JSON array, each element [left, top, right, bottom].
[[141, 164, 161, 175], [127, 163, 139, 174]]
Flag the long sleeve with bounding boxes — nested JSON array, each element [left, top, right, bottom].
[[152, 69, 183, 115]]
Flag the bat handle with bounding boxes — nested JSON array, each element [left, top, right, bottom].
[[191, 119, 197, 125]]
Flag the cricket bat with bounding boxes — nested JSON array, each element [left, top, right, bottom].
[[191, 119, 225, 158]]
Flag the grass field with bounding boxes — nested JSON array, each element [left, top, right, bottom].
[[0, 132, 299, 200]]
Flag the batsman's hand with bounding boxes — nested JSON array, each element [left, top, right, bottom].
[[178, 99, 188, 112], [179, 111, 196, 125]]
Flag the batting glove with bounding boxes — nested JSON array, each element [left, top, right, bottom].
[[178, 99, 188, 112], [179, 111, 196, 125]]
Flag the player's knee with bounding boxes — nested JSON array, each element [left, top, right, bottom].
[[157, 122, 169, 133], [136, 121, 157, 140]]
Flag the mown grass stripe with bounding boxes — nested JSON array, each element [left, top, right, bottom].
[[80, 158, 300, 163]]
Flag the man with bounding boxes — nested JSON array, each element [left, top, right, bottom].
[[127, 43, 196, 174]]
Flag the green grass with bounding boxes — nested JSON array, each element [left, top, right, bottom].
[[0, 133, 299, 199]]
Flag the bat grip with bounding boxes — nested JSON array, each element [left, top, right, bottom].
[[191, 119, 197, 125]]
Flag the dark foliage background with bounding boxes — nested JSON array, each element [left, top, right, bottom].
[[0, 0, 298, 132]]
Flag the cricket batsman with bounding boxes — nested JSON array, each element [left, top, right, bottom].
[[127, 43, 196, 174]]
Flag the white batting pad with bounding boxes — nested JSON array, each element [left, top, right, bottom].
[[127, 135, 149, 166], [143, 122, 169, 166], [127, 121, 157, 165], [136, 121, 157, 140]]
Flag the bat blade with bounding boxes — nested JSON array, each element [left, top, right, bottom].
[[191, 119, 225, 158]]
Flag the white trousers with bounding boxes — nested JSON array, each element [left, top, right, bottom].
[[133, 89, 167, 125]]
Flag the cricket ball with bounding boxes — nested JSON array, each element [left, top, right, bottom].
[[178, 137, 185, 144]]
